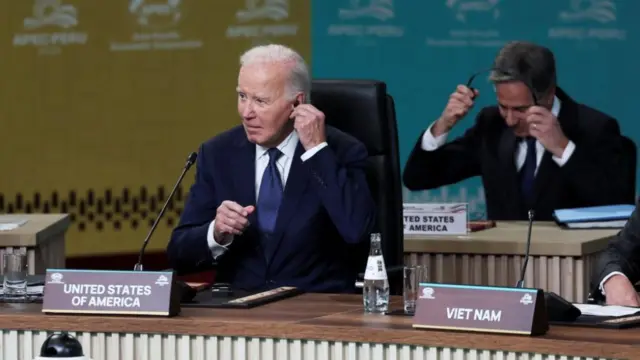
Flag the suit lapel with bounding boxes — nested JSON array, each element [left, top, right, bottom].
[[264, 142, 310, 263]]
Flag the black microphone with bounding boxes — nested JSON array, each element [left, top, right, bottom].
[[516, 209, 535, 288], [133, 152, 197, 271]]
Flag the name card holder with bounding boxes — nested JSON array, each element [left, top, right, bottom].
[[403, 203, 468, 236], [412, 283, 548, 336], [42, 269, 181, 317]]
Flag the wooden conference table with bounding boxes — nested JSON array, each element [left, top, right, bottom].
[[405, 221, 619, 303], [0, 293, 637, 360]]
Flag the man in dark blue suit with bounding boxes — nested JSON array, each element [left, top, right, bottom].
[[167, 44, 376, 293]]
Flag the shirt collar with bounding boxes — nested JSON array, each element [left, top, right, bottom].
[[256, 130, 299, 160]]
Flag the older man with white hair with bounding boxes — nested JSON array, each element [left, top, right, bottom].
[[168, 44, 376, 293]]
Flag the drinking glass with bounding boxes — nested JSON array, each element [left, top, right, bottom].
[[3, 252, 28, 300], [403, 265, 427, 314]]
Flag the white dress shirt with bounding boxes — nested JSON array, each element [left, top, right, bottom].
[[206, 130, 328, 259], [420, 96, 576, 171]]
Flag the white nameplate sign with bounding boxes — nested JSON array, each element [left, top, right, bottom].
[[403, 203, 468, 235]]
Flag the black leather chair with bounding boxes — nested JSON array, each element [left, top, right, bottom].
[[310, 79, 404, 295]]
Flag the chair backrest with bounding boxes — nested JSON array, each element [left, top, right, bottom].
[[310, 79, 404, 293], [621, 135, 637, 202]]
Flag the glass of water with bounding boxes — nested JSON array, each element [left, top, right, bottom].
[[3, 252, 28, 300], [403, 265, 427, 314]]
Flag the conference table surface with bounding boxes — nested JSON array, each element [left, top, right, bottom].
[[1, 293, 639, 359]]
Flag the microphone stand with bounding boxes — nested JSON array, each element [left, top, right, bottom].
[[134, 152, 197, 271], [516, 210, 535, 288]]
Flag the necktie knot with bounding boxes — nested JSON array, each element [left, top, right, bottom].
[[267, 148, 282, 165], [525, 137, 536, 148]]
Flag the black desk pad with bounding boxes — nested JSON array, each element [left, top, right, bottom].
[[181, 286, 303, 309], [0, 275, 44, 287], [551, 312, 640, 329]]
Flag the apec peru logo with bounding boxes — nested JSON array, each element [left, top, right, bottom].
[[549, 0, 625, 41], [109, 0, 202, 52], [338, 0, 395, 21], [13, 0, 88, 56], [426, 0, 503, 48], [445, 0, 500, 23], [328, 0, 403, 39], [226, 0, 298, 39]]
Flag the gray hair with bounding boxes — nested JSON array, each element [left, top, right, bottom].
[[489, 41, 557, 104], [239, 44, 311, 103]]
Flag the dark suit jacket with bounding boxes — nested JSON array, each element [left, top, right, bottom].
[[403, 87, 632, 221], [590, 202, 640, 303], [167, 125, 376, 293]]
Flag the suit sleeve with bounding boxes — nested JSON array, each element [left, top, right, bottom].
[[560, 118, 632, 205], [302, 140, 375, 245], [167, 143, 218, 274], [592, 202, 640, 296], [402, 112, 484, 191]]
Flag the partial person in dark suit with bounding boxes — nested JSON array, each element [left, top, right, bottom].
[[167, 44, 376, 293], [403, 41, 630, 221], [591, 205, 640, 306]]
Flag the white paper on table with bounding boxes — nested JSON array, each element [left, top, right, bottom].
[[0, 217, 28, 231], [573, 303, 640, 317]]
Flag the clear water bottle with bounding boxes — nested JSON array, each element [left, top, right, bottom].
[[363, 233, 389, 313]]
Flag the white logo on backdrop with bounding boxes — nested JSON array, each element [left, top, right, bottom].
[[559, 0, 616, 23], [328, 0, 403, 41], [338, 0, 395, 21], [446, 0, 500, 23], [110, 0, 202, 52], [226, 0, 298, 40], [129, 0, 181, 28], [426, 0, 503, 48], [13, 0, 88, 55], [549, 0, 625, 41], [23, 0, 78, 29], [236, 0, 290, 22]]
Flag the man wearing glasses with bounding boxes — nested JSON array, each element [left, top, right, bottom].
[[403, 41, 632, 221]]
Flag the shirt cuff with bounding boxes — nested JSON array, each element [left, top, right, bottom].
[[599, 271, 627, 295], [552, 140, 576, 166], [300, 142, 328, 161], [420, 122, 448, 151], [207, 220, 233, 259]]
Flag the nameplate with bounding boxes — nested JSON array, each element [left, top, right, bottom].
[[412, 283, 548, 336], [42, 269, 181, 317], [403, 203, 468, 235]]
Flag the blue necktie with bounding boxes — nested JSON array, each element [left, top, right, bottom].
[[257, 148, 283, 234], [520, 137, 537, 206]]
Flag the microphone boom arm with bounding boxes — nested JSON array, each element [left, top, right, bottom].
[[516, 210, 535, 288], [134, 152, 197, 271]]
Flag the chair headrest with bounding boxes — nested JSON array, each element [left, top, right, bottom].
[[311, 79, 390, 155]]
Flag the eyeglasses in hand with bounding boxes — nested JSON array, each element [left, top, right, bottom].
[[465, 67, 539, 106]]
